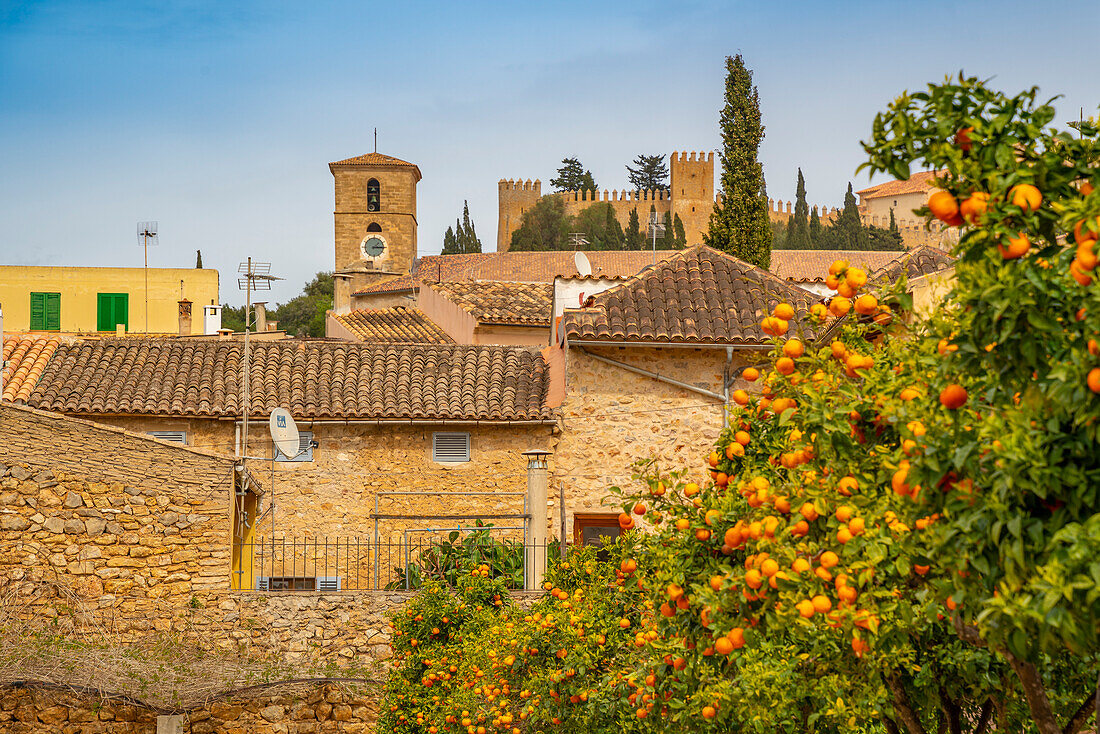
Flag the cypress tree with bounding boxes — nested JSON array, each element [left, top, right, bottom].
[[809, 206, 823, 249], [703, 54, 771, 269], [832, 183, 869, 250], [442, 225, 458, 255], [784, 168, 811, 249], [459, 200, 482, 253], [673, 214, 687, 249], [626, 208, 644, 250], [604, 203, 624, 250], [196, 250, 203, 268]]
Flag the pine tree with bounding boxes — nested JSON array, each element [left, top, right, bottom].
[[889, 208, 898, 235], [551, 157, 597, 193], [626, 208, 644, 250], [442, 225, 458, 255], [703, 54, 772, 269], [831, 182, 869, 250], [626, 154, 669, 192], [809, 206, 823, 249], [196, 250, 203, 268], [783, 169, 811, 249]]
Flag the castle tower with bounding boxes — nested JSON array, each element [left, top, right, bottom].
[[497, 178, 542, 252], [329, 151, 421, 274], [669, 151, 715, 247]]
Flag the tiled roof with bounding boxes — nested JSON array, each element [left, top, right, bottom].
[[331, 307, 454, 343], [770, 250, 904, 283], [27, 340, 553, 422], [353, 251, 680, 296], [871, 245, 956, 284], [430, 282, 554, 325], [856, 171, 941, 199], [562, 246, 823, 346], [328, 152, 422, 182], [2, 335, 62, 403]]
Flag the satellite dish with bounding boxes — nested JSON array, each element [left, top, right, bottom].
[[574, 251, 592, 278], [269, 408, 300, 458]]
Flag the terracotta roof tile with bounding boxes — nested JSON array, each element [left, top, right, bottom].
[[331, 307, 454, 343], [430, 282, 554, 325], [770, 250, 905, 283], [2, 334, 62, 403], [27, 341, 553, 421], [871, 245, 956, 284], [329, 152, 418, 168], [856, 171, 941, 199], [353, 251, 680, 296], [562, 246, 823, 346]]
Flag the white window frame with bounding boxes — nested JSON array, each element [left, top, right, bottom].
[[275, 431, 314, 462], [432, 432, 471, 464], [148, 430, 187, 445]]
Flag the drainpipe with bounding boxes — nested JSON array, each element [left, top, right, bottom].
[[576, 347, 725, 402], [722, 346, 733, 426], [523, 450, 551, 591]]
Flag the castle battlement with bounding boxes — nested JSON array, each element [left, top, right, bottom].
[[555, 188, 672, 203], [498, 178, 542, 193], [670, 150, 714, 163]]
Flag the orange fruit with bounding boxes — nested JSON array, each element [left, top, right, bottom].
[[796, 600, 815, 618], [735, 430, 751, 446], [892, 468, 910, 496], [959, 192, 990, 224], [633, 503, 646, 515], [819, 551, 839, 569], [1088, 339, 1099, 357], [783, 339, 805, 358], [837, 527, 853, 544], [829, 296, 851, 317], [1088, 368, 1100, 394], [742, 367, 759, 382], [667, 583, 684, 600], [761, 559, 779, 577], [848, 517, 865, 535], [955, 126, 974, 152], [811, 595, 833, 613], [1009, 184, 1042, 212], [731, 389, 750, 405], [854, 294, 878, 315], [792, 558, 810, 573], [928, 191, 961, 224], [713, 636, 734, 655], [845, 267, 868, 289], [835, 506, 853, 522], [775, 357, 796, 375], [744, 569, 763, 589], [939, 384, 968, 409], [1074, 216, 1100, 243], [774, 302, 795, 320], [830, 341, 847, 358], [701, 706, 716, 720], [800, 503, 819, 522], [837, 476, 858, 495], [1078, 240, 1098, 271], [810, 303, 828, 320], [914, 564, 930, 575], [829, 259, 849, 276], [1071, 260, 1094, 286], [727, 627, 745, 649], [836, 281, 856, 298], [618, 513, 635, 529], [998, 233, 1030, 260]]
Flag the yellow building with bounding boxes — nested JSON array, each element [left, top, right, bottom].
[[0, 265, 219, 334]]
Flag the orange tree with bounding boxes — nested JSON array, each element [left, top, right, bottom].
[[858, 75, 1100, 732]]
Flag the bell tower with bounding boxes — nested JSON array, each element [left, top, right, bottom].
[[329, 151, 421, 311]]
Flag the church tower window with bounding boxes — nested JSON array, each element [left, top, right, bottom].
[[367, 179, 381, 212], [367, 222, 382, 232]]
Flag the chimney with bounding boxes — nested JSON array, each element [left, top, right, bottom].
[[267, 320, 278, 332], [523, 450, 552, 591], [253, 302, 267, 333], [178, 299, 192, 336], [217, 328, 233, 340]]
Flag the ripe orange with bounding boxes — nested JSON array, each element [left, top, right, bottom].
[[892, 468, 910, 496], [939, 384, 968, 409], [633, 503, 646, 515], [731, 389, 750, 405], [775, 357, 796, 375], [713, 637, 734, 656], [742, 367, 760, 382], [1071, 259, 1094, 286], [675, 518, 690, 531], [837, 476, 858, 495], [928, 191, 961, 225], [959, 192, 990, 224], [800, 503, 819, 522], [709, 574, 725, 591], [618, 513, 635, 529], [783, 339, 805, 358], [725, 443, 744, 460], [1074, 216, 1100, 243], [761, 558, 779, 577], [845, 267, 868, 289], [708, 451, 720, 468], [727, 627, 745, 649], [998, 233, 1030, 260], [848, 517, 865, 535], [913, 564, 930, 575], [810, 303, 828, 321], [774, 302, 795, 320], [854, 294, 878, 316], [830, 340, 847, 358], [837, 527, 853, 544], [621, 558, 638, 573], [796, 599, 815, 618], [792, 558, 810, 573], [1078, 240, 1098, 271], [667, 583, 684, 600], [835, 506, 853, 522], [695, 529, 711, 542], [811, 595, 833, 613], [1088, 339, 1099, 357], [819, 550, 839, 569], [836, 281, 856, 298], [1009, 184, 1042, 212], [955, 126, 974, 152], [744, 569, 763, 589], [829, 296, 851, 317], [1088, 368, 1100, 394], [701, 706, 716, 719], [735, 430, 751, 446], [829, 259, 849, 276]]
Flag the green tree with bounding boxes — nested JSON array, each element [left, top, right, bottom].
[[626, 154, 669, 192], [704, 54, 772, 269], [625, 207, 644, 250], [672, 213, 687, 249], [809, 205, 823, 248], [195, 250, 203, 268], [220, 304, 245, 332], [550, 157, 597, 193], [784, 169, 812, 249], [442, 200, 483, 255], [509, 195, 571, 251], [827, 182, 870, 250], [271, 272, 333, 337], [574, 202, 624, 251]]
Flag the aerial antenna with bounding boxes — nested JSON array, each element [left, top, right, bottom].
[[237, 258, 283, 489], [374, 127, 377, 153], [574, 251, 592, 278], [647, 212, 666, 266], [137, 221, 158, 333], [568, 232, 589, 250]]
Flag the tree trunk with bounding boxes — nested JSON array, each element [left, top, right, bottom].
[[1005, 651, 1062, 734], [887, 673, 929, 734], [884, 716, 901, 734], [972, 699, 993, 734], [1062, 682, 1098, 734]]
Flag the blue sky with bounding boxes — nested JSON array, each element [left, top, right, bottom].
[[2, 0, 1097, 304]]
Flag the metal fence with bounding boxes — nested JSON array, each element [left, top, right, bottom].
[[233, 533, 561, 592]]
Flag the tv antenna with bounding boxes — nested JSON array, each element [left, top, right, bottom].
[[137, 221, 158, 332], [647, 212, 666, 265], [237, 258, 282, 480], [568, 232, 589, 250], [574, 251, 592, 278]]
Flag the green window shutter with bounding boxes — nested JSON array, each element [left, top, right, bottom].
[[97, 293, 129, 332], [30, 293, 46, 330], [45, 293, 60, 331]]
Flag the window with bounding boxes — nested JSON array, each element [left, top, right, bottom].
[[432, 432, 471, 463], [366, 222, 382, 232], [29, 292, 60, 331], [573, 513, 623, 548], [148, 431, 187, 445], [275, 431, 314, 462], [256, 576, 341, 591], [96, 293, 129, 332], [367, 178, 381, 212]]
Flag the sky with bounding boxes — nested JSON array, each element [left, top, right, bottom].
[[1, 0, 1098, 305]]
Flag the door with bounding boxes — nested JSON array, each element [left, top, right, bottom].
[[30, 292, 61, 331], [97, 293, 129, 332]]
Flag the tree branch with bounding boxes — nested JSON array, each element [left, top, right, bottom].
[[938, 683, 962, 734], [1062, 685, 1098, 734], [886, 673, 929, 734], [972, 699, 993, 734], [883, 716, 901, 734], [1004, 651, 1062, 734]]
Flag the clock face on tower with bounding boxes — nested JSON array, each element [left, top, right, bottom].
[[361, 236, 386, 259]]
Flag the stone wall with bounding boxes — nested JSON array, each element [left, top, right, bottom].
[[332, 166, 418, 275], [552, 345, 760, 535], [1, 682, 378, 733]]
